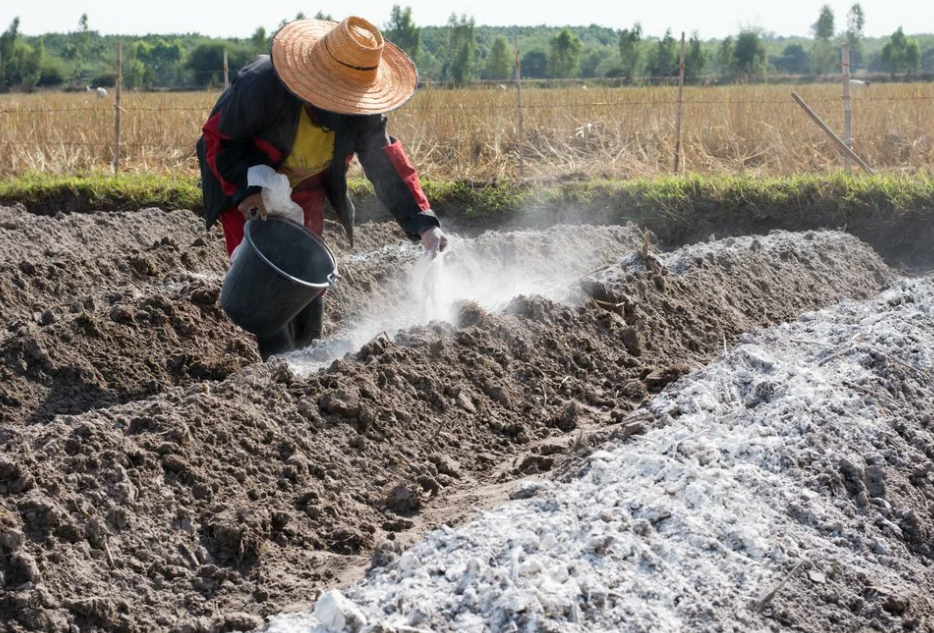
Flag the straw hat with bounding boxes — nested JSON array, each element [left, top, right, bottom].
[[271, 17, 418, 115]]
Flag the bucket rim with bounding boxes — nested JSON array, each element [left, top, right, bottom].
[[243, 216, 338, 290]]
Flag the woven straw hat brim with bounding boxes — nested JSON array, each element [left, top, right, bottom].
[[271, 19, 418, 115]]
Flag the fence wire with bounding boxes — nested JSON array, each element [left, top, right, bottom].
[[2, 88, 933, 177], [2, 95, 933, 116]]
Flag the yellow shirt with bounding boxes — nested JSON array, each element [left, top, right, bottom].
[[278, 107, 336, 187]]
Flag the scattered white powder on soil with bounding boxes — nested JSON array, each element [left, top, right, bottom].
[[287, 226, 641, 375], [266, 276, 934, 633]]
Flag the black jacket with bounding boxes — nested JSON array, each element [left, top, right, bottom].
[[196, 55, 439, 245]]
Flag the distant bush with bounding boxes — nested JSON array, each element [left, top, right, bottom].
[[90, 71, 116, 87], [37, 58, 67, 86], [185, 41, 252, 88]]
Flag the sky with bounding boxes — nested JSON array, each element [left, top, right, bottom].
[[2, 0, 932, 40]]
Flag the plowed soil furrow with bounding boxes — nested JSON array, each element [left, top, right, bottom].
[[303, 277, 934, 633], [0, 214, 409, 427], [0, 206, 900, 633]]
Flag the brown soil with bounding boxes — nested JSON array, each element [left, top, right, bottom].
[[0, 208, 407, 428], [0, 205, 901, 632]]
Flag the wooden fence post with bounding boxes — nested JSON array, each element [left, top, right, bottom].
[[514, 35, 524, 180], [223, 48, 230, 89], [842, 44, 852, 173], [673, 32, 686, 175], [113, 41, 122, 173]]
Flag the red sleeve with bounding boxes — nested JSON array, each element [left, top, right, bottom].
[[356, 119, 440, 240], [382, 140, 431, 212]]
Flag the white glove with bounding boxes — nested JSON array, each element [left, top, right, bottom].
[[420, 226, 448, 259], [247, 165, 304, 225]]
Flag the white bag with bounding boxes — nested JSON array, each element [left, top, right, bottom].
[[246, 165, 304, 226]]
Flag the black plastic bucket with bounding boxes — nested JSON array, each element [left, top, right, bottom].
[[220, 217, 337, 337]]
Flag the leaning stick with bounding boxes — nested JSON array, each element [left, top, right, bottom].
[[756, 558, 809, 613], [791, 92, 875, 174]]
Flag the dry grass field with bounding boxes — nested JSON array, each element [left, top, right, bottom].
[[1, 82, 932, 180]]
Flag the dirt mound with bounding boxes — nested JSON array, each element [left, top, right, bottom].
[[0, 206, 213, 262], [0, 209, 255, 427], [0, 211, 408, 429], [582, 231, 895, 366], [303, 276, 934, 633], [0, 204, 396, 262], [0, 214, 898, 632]]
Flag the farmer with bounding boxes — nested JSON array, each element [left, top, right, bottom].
[[196, 16, 447, 360]]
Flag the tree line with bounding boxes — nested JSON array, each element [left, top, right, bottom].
[[1, 4, 932, 91]]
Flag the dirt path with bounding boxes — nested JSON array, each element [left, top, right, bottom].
[[0, 206, 901, 632]]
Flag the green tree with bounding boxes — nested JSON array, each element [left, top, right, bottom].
[[70, 12, 96, 82], [716, 35, 735, 79], [186, 41, 250, 87], [774, 44, 811, 74], [133, 41, 157, 85], [135, 39, 181, 86], [905, 39, 921, 73], [0, 18, 20, 88], [880, 27, 921, 76], [250, 27, 268, 55], [922, 48, 934, 72], [580, 48, 609, 79], [547, 28, 582, 78], [811, 5, 837, 74], [521, 50, 547, 79], [484, 35, 511, 80], [446, 14, 476, 86], [881, 42, 898, 74], [647, 29, 678, 78], [76, 13, 90, 62], [21, 36, 43, 88], [123, 56, 146, 89], [384, 5, 421, 64], [733, 29, 766, 80], [0, 18, 44, 88], [812, 5, 835, 40], [844, 3, 865, 69], [5, 39, 42, 88], [685, 32, 706, 81], [62, 42, 78, 60], [617, 23, 642, 83], [38, 55, 67, 86]]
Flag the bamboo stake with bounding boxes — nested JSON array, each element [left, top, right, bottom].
[[223, 48, 230, 89], [842, 44, 852, 173], [673, 32, 686, 175], [514, 35, 524, 181], [113, 41, 122, 173], [791, 92, 874, 174]]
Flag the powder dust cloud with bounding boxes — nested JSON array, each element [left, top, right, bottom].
[[285, 226, 642, 375]]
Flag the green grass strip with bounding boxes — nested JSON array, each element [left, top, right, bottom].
[[2, 171, 932, 260], [0, 171, 203, 214]]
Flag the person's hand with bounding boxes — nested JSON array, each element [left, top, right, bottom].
[[238, 193, 267, 220], [420, 226, 448, 258]]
